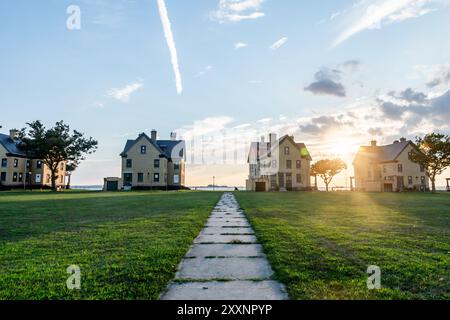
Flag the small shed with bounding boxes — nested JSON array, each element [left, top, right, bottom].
[[103, 177, 122, 191]]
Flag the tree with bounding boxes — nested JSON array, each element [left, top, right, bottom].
[[409, 133, 450, 193], [65, 161, 79, 190], [19, 121, 98, 192], [311, 159, 347, 192]]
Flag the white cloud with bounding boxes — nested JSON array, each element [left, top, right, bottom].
[[270, 37, 288, 50], [234, 42, 248, 49], [195, 65, 213, 78], [107, 81, 143, 102], [211, 0, 265, 23], [156, 0, 183, 94], [333, 0, 450, 47]]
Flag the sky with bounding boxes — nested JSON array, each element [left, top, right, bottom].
[[1, 0, 449, 188]]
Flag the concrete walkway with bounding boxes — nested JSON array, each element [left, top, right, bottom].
[[161, 193, 288, 300]]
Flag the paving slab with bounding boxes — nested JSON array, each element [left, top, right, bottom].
[[176, 257, 274, 280], [200, 227, 254, 235], [194, 234, 258, 244], [161, 281, 288, 300], [206, 218, 250, 227], [186, 244, 264, 258], [162, 193, 288, 300]]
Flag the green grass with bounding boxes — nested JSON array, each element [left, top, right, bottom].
[[0, 190, 221, 300], [234, 192, 450, 300]]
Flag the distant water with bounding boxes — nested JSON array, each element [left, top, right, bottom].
[[71, 185, 103, 191], [190, 186, 246, 192]]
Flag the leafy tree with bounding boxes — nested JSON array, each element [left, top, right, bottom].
[[409, 133, 450, 193], [65, 161, 79, 189], [19, 121, 98, 191], [311, 159, 347, 192]]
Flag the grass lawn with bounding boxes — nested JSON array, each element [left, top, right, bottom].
[[235, 192, 450, 300], [0, 191, 221, 300]]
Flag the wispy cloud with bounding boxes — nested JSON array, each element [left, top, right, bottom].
[[107, 81, 143, 102], [269, 37, 288, 50], [234, 42, 248, 49], [333, 0, 450, 47], [211, 0, 265, 23], [195, 65, 213, 78], [156, 0, 183, 94]]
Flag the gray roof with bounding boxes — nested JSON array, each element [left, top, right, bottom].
[[354, 140, 413, 164], [120, 133, 184, 159], [0, 133, 26, 157], [248, 135, 312, 162]]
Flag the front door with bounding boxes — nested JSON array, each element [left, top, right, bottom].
[[123, 173, 133, 187], [397, 176, 404, 192], [384, 183, 393, 192]]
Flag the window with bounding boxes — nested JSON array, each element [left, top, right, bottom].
[[13, 159, 18, 168], [398, 164, 403, 173], [272, 160, 277, 169], [1, 158, 7, 167], [36, 160, 42, 169], [174, 174, 180, 184], [284, 147, 290, 155], [140, 145, 147, 154], [296, 174, 302, 183], [35, 174, 41, 183], [286, 160, 292, 169], [420, 165, 425, 172], [154, 159, 160, 168], [137, 173, 144, 183], [296, 160, 301, 169], [383, 165, 387, 174], [13, 172, 18, 182], [154, 173, 160, 182], [421, 176, 426, 185], [408, 176, 413, 185], [126, 159, 132, 168], [26, 160, 31, 168], [0, 172, 6, 181], [174, 163, 180, 170], [18, 173, 23, 182]]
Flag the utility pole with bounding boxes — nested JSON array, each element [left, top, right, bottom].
[[213, 176, 215, 192]]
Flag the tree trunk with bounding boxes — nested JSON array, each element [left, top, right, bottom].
[[325, 182, 329, 192], [431, 176, 436, 193], [66, 174, 71, 190], [51, 171, 57, 192], [314, 175, 318, 190]]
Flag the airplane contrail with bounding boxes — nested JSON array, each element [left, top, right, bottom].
[[156, 0, 183, 94]]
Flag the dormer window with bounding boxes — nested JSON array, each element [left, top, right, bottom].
[[141, 146, 147, 154]]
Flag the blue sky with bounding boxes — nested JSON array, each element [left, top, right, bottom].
[[1, 0, 449, 187]]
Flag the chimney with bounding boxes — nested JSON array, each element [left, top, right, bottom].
[[151, 129, 157, 141], [9, 129, 19, 141], [269, 133, 277, 144], [371, 140, 377, 147], [400, 137, 407, 143], [170, 132, 177, 141], [393, 140, 399, 144]]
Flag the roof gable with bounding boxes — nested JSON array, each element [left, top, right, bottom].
[[120, 133, 184, 159], [353, 140, 418, 164], [0, 133, 26, 157]]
